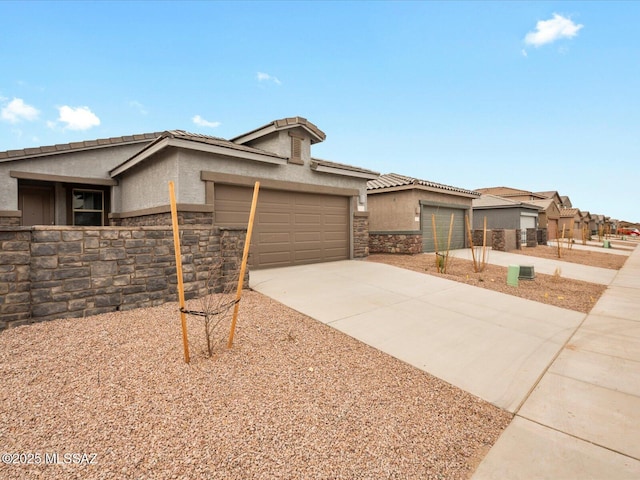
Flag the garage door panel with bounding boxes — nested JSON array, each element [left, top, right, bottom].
[[215, 185, 349, 269], [421, 206, 466, 253], [295, 213, 322, 225], [258, 232, 290, 243], [259, 212, 291, 225]]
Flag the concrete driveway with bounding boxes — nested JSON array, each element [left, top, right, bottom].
[[250, 259, 585, 413], [251, 248, 640, 478]]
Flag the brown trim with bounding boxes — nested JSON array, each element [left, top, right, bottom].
[[205, 181, 215, 205], [10, 170, 118, 186], [200, 171, 359, 196], [110, 203, 215, 219], [353, 211, 370, 217], [0, 210, 21, 217]]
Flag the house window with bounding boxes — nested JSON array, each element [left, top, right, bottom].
[[72, 189, 104, 226]]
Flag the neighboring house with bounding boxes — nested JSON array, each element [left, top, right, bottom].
[[527, 198, 561, 240], [560, 195, 573, 208], [580, 211, 592, 239], [0, 117, 379, 269], [472, 194, 541, 238], [475, 186, 547, 202], [559, 208, 582, 239], [534, 190, 564, 208], [367, 173, 479, 253]]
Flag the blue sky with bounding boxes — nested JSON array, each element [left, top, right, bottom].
[[1, 1, 638, 222]]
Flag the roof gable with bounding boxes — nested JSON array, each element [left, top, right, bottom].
[[231, 116, 326, 145], [110, 129, 288, 177]]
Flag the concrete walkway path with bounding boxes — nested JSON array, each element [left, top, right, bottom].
[[472, 245, 640, 479], [250, 260, 585, 413], [449, 248, 618, 285]]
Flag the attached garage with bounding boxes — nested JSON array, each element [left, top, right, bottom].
[[215, 184, 349, 269], [367, 173, 479, 254], [421, 204, 467, 252]]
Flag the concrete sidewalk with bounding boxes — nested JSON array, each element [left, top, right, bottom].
[[449, 248, 618, 285], [547, 240, 633, 255], [472, 245, 640, 479], [251, 260, 585, 413]]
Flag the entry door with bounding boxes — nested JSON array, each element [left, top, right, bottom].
[[19, 186, 55, 226]]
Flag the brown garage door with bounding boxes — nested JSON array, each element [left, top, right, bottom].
[[215, 184, 349, 269]]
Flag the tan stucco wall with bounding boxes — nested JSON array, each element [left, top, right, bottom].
[[368, 190, 419, 231]]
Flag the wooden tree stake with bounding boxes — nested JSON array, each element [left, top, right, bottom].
[[169, 181, 190, 364], [228, 181, 260, 348]]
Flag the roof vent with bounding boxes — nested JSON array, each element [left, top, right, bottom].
[[518, 265, 535, 280]]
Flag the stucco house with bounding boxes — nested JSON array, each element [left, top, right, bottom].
[[559, 208, 582, 239], [475, 186, 547, 203], [367, 173, 479, 254], [527, 198, 561, 240], [472, 194, 541, 244], [0, 116, 379, 269]]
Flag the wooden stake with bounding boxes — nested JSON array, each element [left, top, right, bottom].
[[482, 216, 487, 266], [431, 214, 439, 269], [228, 181, 260, 348], [445, 213, 454, 272], [169, 181, 190, 364], [465, 215, 478, 272]]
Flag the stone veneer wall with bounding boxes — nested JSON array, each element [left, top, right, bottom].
[[0, 225, 246, 331], [353, 213, 370, 258], [369, 233, 423, 255], [0, 216, 21, 226], [536, 228, 548, 246], [111, 211, 213, 227], [472, 229, 520, 252]]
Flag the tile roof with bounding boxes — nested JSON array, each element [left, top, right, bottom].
[[560, 208, 580, 217], [311, 157, 379, 177], [473, 193, 540, 209], [367, 173, 479, 196], [162, 130, 285, 159], [0, 132, 163, 162]]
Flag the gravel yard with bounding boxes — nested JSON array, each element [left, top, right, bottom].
[[0, 291, 511, 480], [368, 246, 619, 313]]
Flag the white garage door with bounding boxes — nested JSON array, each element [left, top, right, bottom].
[[215, 184, 350, 269], [520, 215, 536, 243]]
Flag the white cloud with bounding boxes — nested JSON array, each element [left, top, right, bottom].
[[1, 98, 40, 123], [129, 100, 148, 115], [524, 13, 583, 47], [56, 105, 100, 130], [192, 115, 221, 128], [257, 71, 282, 85]]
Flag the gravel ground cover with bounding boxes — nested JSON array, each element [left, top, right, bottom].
[[368, 249, 613, 313], [1, 291, 511, 480], [515, 244, 628, 270]]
